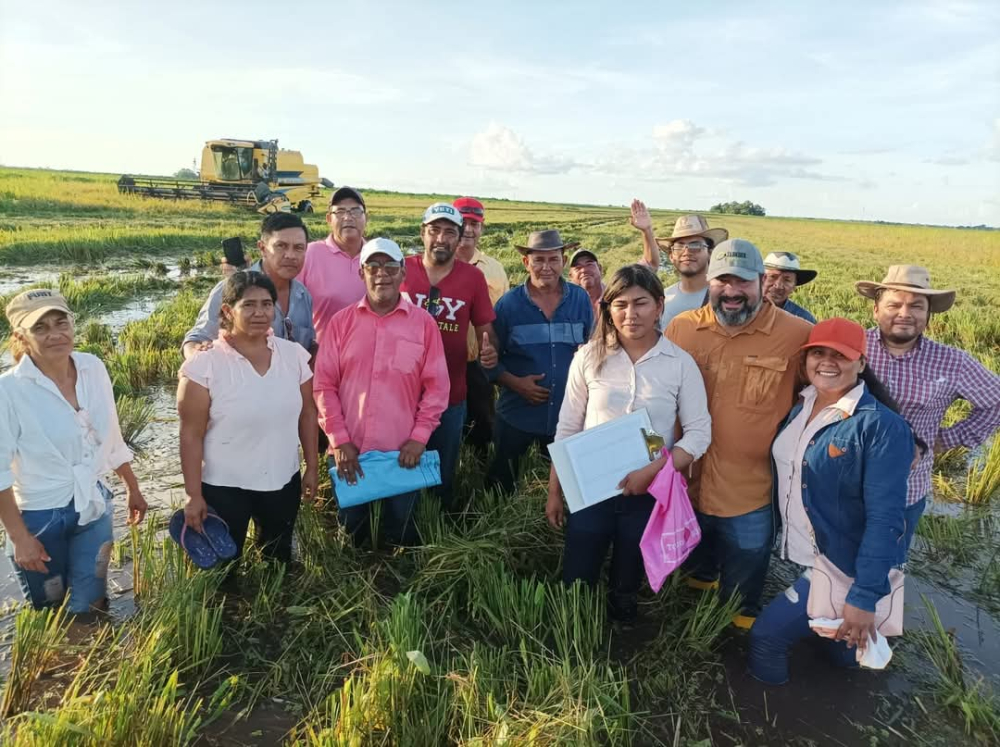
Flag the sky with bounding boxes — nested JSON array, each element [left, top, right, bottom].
[[1, 0, 998, 226]]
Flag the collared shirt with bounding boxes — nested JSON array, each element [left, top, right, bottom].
[[0, 353, 132, 523], [666, 301, 813, 517], [773, 383, 865, 566], [179, 335, 312, 491], [299, 235, 367, 343], [314, 295, 450, 453], [555, 336, 712, 463], [865, 329, 1000, 505], [183, 260, 316, 353], [778, 298, 817, 324], [490, 281, 594, 436], [466, 248, 510, 361]]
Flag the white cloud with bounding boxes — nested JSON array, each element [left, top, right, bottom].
[[468, 123, 579, 175], [985, 118, 1000, 161]]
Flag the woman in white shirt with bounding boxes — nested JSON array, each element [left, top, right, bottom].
[[0, 289, 147, 613], [178, 271, 317, 567], [547, 265, 711, 622]]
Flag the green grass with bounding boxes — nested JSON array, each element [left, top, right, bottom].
[[1, 165, 999, 746]]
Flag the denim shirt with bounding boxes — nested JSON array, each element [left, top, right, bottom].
[[772, 385, 913, 612], [488, 281, 593, 436], [778, 298, 816, 324], [182, 261, 316, 352]]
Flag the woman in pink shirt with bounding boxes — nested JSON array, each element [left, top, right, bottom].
[[178, 272, 318, 567]]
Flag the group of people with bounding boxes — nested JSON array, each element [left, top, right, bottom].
[[2, 188, 998, 686]]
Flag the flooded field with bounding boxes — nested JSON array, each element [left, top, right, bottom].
[[1, 168, 998, 745]]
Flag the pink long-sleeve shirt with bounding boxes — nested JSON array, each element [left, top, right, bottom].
[[314, 295, 449, 454]]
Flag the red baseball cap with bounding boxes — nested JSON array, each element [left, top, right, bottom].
[[453, 197, 485, 223], [801, 317, 867, 361]]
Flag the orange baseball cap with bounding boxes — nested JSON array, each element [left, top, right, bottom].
[[800, 317, 867, 361]]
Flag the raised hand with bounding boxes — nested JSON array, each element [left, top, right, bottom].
[[630, 199, 653, 232]]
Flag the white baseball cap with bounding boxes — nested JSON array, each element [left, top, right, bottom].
[[359, 237, 404, 264], [421, 202, 463, 228]]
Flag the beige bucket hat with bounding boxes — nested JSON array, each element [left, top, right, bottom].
[[654, 214, 729, 250], [855, 265, 956, 313]]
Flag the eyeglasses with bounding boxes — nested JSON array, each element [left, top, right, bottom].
[[331, 207, 366, 219], [458, 207, 484, 217], [363, 260, 402, 276], [426, 286, 441, 317], [671, 241, 708, 253]]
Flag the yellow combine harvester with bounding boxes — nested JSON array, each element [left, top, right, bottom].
[[117, 139, 333, 214]]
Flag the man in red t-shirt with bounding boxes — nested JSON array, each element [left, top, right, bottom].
[[400, 202, 497, 509]]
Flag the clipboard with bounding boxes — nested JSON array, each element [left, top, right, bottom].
[[547, 408, 663, 514]]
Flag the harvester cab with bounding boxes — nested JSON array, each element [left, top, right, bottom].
[[118, 138, 333, 214]]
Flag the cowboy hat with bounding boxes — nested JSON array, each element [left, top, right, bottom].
[[763, 252, 817, 286], [654, 214, 729, 250], [515, 229, 579, 255], [855, 265, 956, 313]]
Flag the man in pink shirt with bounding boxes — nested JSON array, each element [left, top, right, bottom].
[[298, 186, 368, 345], [314, 238, 449, 546], [400, 203, 497, 510]]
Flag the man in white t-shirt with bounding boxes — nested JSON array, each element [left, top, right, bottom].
[[630, 200, 729, 328]]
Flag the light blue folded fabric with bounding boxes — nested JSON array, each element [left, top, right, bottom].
[[330, 450, 442, 508]]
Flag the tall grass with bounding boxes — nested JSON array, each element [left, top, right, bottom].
[[965, 436, 1000, 505]]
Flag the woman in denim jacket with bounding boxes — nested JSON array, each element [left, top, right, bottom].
[[748, 318, 917, 685]]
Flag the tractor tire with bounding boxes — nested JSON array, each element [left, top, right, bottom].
[[297, 200, 314, 214]]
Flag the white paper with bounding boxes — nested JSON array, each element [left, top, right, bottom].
[[548, 409, 654, 513]]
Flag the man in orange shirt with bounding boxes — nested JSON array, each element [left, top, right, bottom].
[[666, 239, 812, 627]]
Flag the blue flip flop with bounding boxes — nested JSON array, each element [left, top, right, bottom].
[[201, 511, 238, 560], [169, 509, 221, 569]]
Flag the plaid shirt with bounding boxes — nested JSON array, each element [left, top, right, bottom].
[[865, 329, 1000, 505]]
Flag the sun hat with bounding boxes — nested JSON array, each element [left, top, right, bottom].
[[706, 239, 765, 282], [763, 252, 818, 286], [5, 289, 73, 331], [515, 229, 579, 255], [569, 248, 600, 267], [422, 202, 464, 228], [453, 197, 485, 223], [855, 265, 956, 313], [654, 214, 729, 250], [328, 186, 365, 209], [359, 237, 405, 264], [801, 317, 867, 362]]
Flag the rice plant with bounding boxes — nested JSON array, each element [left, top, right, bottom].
[[114, 393, 155, 454], [965, 436, 1000, 505], [0, 603, 71, 718]]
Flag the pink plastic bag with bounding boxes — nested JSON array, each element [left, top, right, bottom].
[[640, 452, 702, 593]]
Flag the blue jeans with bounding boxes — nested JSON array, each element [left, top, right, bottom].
[[426, 401, 467, 511], [899, 497, 926, 565], [682, 504, 774, 616], [486, 415, 551, 494], [748, 574, 858, 685], [328, 457, 419, 546], [563, 493, 656, 620], [6, 495, 114, 613]]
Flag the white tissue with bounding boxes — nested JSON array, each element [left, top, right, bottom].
[[808, 618, 893, 669]]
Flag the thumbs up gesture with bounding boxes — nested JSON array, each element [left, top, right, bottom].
[[479, 332, 498, 369]]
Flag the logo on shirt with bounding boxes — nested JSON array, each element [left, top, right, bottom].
[[401, 291, 467, 333]]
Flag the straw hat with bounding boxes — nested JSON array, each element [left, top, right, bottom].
[[855, 265, 956, 313], [763, 252, 817, 286], [654, 214, 728, 250]]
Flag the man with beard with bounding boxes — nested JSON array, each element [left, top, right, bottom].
[[762, 252, 818, 323], [567, 248, 605, 317], [856, 266, 1000, 556], [453, 197, 509, 456], [630, 201, 729, 327], [482, 230, 593, 493], [666, 239, 811, 628], [315, 238, 449, 547], [183, 213, 316, 360], [299, 187, 368, 344], [400, 203, 497, 510]]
